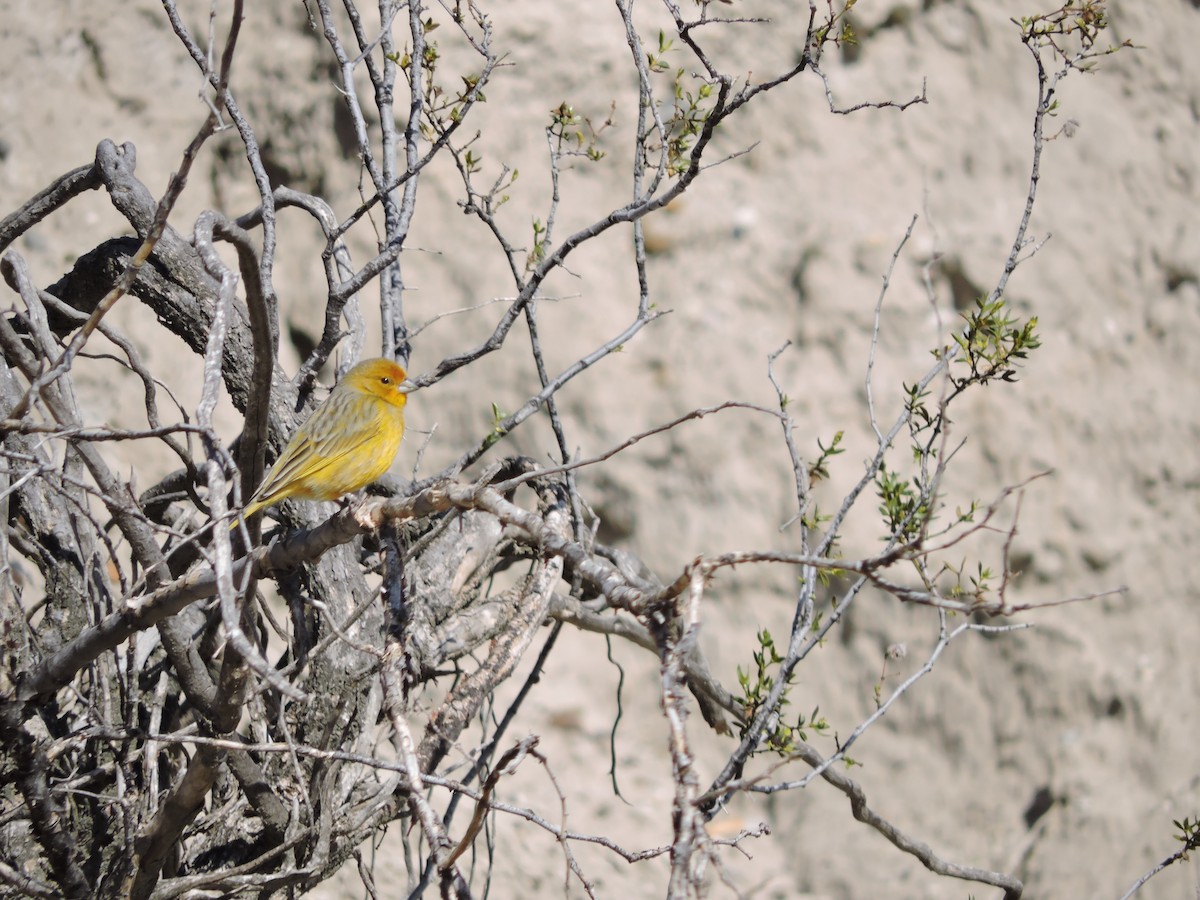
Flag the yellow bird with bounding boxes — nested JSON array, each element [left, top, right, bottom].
[[236, 357, 413, 523]]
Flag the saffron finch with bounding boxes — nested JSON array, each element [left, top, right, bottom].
[[237, 357, 413, 522]]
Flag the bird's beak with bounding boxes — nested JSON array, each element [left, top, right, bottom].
[[397, 378, 419, 394]]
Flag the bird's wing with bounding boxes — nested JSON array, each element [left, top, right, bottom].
[[252, 393, 385, 503], [261, 432, 374, 495]]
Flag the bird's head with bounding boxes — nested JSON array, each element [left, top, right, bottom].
[[343, 357, 415, 409]]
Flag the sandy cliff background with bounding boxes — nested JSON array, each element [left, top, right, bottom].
[[2, 1, 1199, 897]]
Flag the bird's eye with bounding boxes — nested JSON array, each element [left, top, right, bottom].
[[381, 376, 391, 385]]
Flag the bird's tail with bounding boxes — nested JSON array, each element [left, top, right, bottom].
[[227, 496, 268, 531]]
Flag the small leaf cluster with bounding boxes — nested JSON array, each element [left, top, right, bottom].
[[664, 74, 713, 176], [1015, 1, 1108, 52], [938, 559, 995, 606], [548, 102, 608, 163], [737, 629, 829, 755], [875, 461, 931, 544], [949, 296, 1041, 390], [812, 0, 860, 50], [808, 430, 845, 484], [905, 294, 1040, 440], [646, 29, 674, 74], [1014, 1, 1133, 73], [528, 218, 547, 268], [524, 101, 612, 270], [802, 432, 842, 544], [1173, 816, 1200, 859], [644, 30, 715, 176], [481, 401, 509, 450], [391, 18, 490, 138]]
